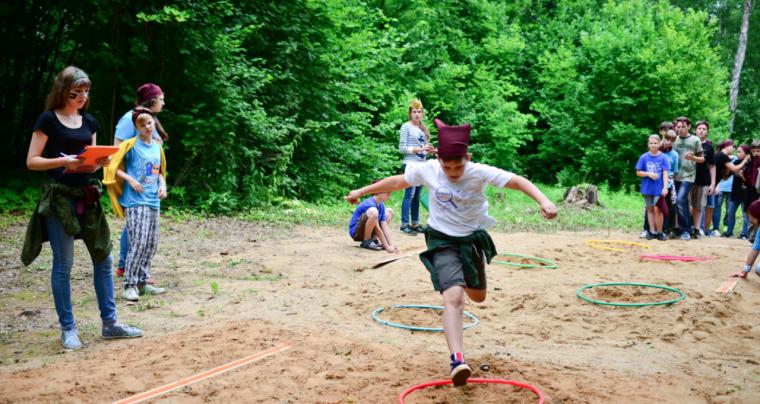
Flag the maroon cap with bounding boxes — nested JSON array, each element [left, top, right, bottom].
[[136, 83, 163, 105], [750, 200, 760, 219], [131, 108, 154, 125], [434, 119, 470, 158]]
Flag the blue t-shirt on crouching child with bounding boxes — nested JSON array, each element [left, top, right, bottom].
[[348, 197, 386, 237], [636, 152, 671, 196]]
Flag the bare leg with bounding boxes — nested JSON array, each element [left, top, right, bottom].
[[441, 286, 465, 354], [646, 206, 657, 234], [362, 208, 379, 241], [691, 207, 702, 232], [704, 207, 714, 232], [464, 288, 486, 302], [654, 206, 663, 233]]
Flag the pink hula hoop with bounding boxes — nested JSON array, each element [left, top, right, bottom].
[[640, 254, 713, 262], [398, 378, 545, 403]]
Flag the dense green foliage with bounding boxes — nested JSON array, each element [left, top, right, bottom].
[[2, 0, 755, 212]]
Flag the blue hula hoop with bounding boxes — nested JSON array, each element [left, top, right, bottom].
[[371, 304, 480, 332]]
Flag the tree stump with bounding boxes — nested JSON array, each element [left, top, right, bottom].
[[562, 184, 605, 209]]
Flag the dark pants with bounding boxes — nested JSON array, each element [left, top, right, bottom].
[[675, 181, 693, 235]]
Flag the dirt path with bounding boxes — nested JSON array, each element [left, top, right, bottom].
[[1, 217, 759, 403]]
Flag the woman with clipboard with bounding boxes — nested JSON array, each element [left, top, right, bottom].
[[22, 66, 143, 350]]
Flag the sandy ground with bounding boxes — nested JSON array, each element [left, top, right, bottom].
[[1, 215, 760, 403]]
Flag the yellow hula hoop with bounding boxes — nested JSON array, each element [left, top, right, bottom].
[[585, 239, 651, 252]]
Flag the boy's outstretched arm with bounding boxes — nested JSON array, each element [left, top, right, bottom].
[[345, 175, 411, 204], [505, 175, 558, 219]]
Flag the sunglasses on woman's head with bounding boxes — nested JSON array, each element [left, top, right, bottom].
[[68, 90, 90, 99]]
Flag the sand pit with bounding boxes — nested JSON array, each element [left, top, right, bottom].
[[1, 216, 760, 403]]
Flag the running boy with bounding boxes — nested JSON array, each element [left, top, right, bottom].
[[345, 119, 557, 386], [732, 200, 760, 279], [104, 111, 167, 301], [636, 135, 670, 240], [348, 187, 398, 253]]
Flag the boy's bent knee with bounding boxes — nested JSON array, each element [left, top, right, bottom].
[[366, 207, 379, 217], [465, 288, 487, 303]]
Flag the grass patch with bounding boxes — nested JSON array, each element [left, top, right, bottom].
[[245, 273, 282, 282], [133, 296, 166, 312]]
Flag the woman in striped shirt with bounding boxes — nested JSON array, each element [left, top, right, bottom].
[[398, 99, 436, 235]]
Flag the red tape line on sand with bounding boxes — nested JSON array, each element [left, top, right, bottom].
[[640, 254, 713, 262], [399, 378, 545, 404], [112, 342, 292, 404]]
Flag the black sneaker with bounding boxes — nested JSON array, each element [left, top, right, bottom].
[[360, 239, 383, 251], [102, 323, 143, 339], [411, 224, 427, 234], [400, 224, 417, 236], [658, 232, 667, 241], [646, 231, 654, 240]]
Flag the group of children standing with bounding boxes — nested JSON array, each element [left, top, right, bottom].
[[636, 117, 760, 242], [635, 117, 760, 279]]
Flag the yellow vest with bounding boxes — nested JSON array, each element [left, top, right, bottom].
[[103, 137, 167, 219]]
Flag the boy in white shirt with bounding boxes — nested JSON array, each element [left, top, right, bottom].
[[345, 119, 557, 386]]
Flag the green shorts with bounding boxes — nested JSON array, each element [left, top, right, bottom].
[[432, 245, 487, 292]]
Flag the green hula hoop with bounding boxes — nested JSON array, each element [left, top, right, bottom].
[[371, 304, 479, 332], [576, 282, 686, 307], [493, 253, 558, 269]]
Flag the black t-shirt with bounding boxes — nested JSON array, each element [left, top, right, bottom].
[[694, 140, 715, 186], [731, 170, 748, 202], [714, 151, 731, 183], [33, 110, 100, 186]]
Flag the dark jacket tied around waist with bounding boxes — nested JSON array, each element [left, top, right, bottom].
[[419, 227, 497, 291], [22, 180, 112, 266]]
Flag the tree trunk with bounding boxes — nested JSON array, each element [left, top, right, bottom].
[[562, 184, 605, 209], [728, 0, 753, 134]]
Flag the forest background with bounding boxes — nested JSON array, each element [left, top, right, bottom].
[[0, 0, 757, 214]]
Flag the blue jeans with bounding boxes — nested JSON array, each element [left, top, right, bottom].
[[46, 215, 117, 331], [675, 181, 693, 234], [401, 164, 423, 226], [117, 225, 128, 269], [726, 198, 749, 237], [712, 192, 730, 232]]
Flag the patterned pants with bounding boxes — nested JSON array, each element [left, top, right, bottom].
[[124, 206, 160, 288]]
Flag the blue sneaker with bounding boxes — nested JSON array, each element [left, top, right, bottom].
[[61, 329, 82, 350], [680, 232, 691, 241], [450, 353, 471, 386], [102, 323, 143, 340]]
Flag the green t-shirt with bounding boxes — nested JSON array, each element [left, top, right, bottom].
[[673, 134, 703, 183]]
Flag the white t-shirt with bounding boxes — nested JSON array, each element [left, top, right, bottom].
[[404, 160, 514, 237]]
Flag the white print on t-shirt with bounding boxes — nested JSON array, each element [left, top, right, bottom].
[[646, 161, 662, 174], [434, 186, 459, 209]]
